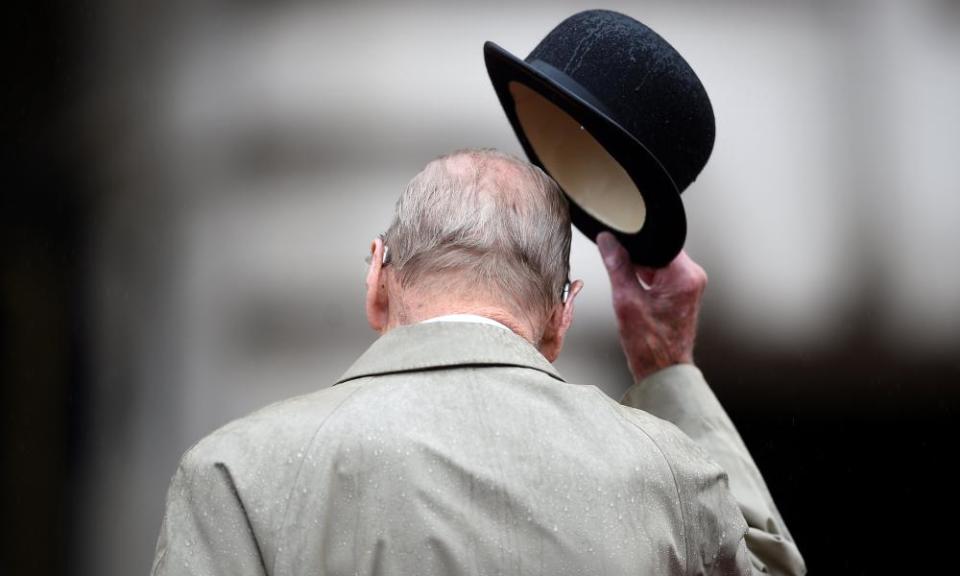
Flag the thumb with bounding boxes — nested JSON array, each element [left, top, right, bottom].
[[597, 232, 639, 296]]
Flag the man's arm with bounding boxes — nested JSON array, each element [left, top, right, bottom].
[[597, 232, 806, 576], [152, 448, 268, 576]]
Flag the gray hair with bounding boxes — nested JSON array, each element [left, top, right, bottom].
[[383, 148, 571, 322]]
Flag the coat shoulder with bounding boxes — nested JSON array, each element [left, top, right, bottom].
[[180, 379, 368, 473]]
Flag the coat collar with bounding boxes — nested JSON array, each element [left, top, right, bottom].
[[336, 322, 565, 384]]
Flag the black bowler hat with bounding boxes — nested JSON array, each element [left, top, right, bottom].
[[485, 9, 715, 266]]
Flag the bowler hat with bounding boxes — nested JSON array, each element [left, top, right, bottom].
[[485, 9, 715, 266]]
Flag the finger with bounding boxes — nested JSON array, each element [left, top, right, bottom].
[[633, 251, 694, 290], [669, 251, 707, 285], [634, 266, 657, 289], [649, 250, 708, 297], [652, 251, 691, 285], [597, 232, 643, 298]]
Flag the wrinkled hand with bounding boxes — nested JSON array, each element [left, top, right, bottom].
[[597, 232, 707, 382]]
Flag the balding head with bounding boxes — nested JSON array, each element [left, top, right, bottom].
[[381, 148, 572, 336]]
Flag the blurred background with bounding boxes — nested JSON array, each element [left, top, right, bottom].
[[3, 0, 958, 574]]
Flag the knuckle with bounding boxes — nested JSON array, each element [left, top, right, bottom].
[[684, 263, 707, 291], [695, 267, 708, 289], [611, 291, 630, 310], [612, 291, 638, 314]]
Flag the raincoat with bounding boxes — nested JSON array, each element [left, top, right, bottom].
[[152, 321, 805, 575]]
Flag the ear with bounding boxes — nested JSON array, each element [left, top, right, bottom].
[[365, 237, 390, 333], [539, 279, 584, 362]]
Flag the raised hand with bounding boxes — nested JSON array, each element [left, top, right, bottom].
[[597, 232, 708, 382]]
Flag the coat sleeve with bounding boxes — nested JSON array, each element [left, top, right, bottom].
[[151, 448, 268, 576], [621, 365, 807, 576]]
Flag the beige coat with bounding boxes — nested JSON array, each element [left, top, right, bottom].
[[152, 322, 805, 575]]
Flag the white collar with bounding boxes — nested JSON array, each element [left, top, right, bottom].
[[421, 314, 511, 331]]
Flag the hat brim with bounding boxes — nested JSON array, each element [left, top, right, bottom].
[[484, 41, 686, 267]]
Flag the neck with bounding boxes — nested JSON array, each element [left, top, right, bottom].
[[392, 299, 540, 344]]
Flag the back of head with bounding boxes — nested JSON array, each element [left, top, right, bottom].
[[384, 148, 571, 326]]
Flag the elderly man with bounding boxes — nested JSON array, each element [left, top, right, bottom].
[[152, 149, 805, 575]]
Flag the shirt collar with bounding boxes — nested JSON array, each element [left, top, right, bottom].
[[421, 313, 512, 331], [336, 321, 564, 385]]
